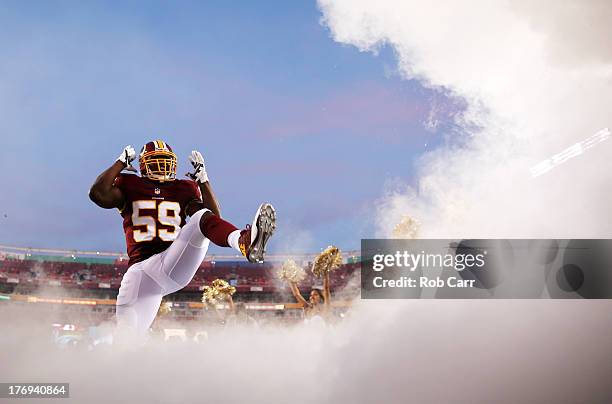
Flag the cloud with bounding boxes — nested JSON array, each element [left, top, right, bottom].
[[318, 0, 612, 238]]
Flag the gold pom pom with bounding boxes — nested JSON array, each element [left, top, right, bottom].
[[158, 300, 172, 315], [201, 279, 236, 304], [311, 245, 342, 278], [201, 285, 217, 304], [212, 278, 236, 298], [277, 259, 306, 283], [392, 215, 420, 239]]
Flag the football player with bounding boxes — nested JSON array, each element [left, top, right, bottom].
[[89, 140, 276, 333]]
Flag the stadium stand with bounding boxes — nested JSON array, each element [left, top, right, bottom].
[[0, 245, 359, 332], [0, 246, 359, 298]]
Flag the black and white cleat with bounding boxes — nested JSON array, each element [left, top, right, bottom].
[[239, 203, 277, 263]]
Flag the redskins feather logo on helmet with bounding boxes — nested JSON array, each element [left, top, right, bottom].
[[139, 140, 177, 182]]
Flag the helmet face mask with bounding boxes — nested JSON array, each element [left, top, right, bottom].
[[139, 140, 177, 182]]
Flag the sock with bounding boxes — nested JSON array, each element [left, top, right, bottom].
[[227, 230, 242, 253], [199, 213, 239, 248]]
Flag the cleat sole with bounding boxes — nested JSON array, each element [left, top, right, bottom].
[[249, 203, 276, 263]]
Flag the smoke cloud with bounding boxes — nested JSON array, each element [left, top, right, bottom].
[[318, 0, 612, 238], [2, 300, 612, 403]]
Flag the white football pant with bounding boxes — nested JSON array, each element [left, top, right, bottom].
[[116, 208, 210, 333]]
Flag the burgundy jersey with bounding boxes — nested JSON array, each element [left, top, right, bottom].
[[114, 173, 202, 266]]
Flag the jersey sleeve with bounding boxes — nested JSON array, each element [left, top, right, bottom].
[[187, 179, 202, 202], [113, 173, 133, 212], [183, 180, 203, 216]]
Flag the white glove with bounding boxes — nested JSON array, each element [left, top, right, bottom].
[[117, 145, 136, 166], [188, 150, 209, 183]]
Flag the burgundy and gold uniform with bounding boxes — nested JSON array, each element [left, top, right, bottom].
[[114, 173, 202, 266], [99, 140, 276, 334]]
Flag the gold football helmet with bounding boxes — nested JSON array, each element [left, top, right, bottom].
[[139, 140, 177, 182]]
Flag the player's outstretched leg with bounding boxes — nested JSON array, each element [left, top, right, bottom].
[[199, 203, 276, 263]]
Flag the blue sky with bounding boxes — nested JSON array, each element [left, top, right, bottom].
[[0, 1, 460, 254]]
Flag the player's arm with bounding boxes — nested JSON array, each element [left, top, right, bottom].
[[88, 146, 135, 209], [186, 150, 221, 217], [197, 180, 221, 217], [323, 272, 331, 306], [290, 282, 309, 307]]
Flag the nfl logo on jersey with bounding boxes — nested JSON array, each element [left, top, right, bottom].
[[154, 188, 161, 195]]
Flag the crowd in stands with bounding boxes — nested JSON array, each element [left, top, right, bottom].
[[0, 255, 358, 294]]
